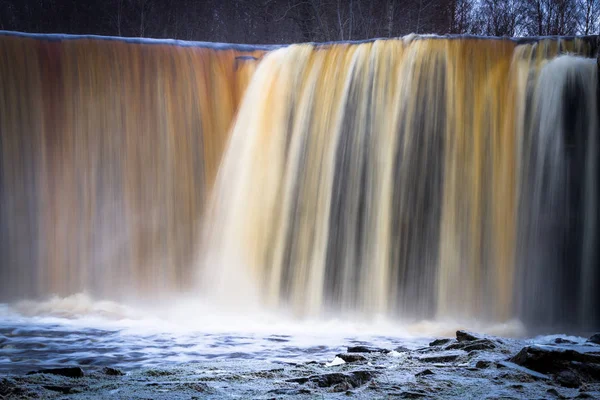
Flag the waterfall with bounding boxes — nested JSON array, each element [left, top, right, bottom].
[[0, 33, 264, 301], [0, 32, 598, 331], [200, 36, 599, 330]]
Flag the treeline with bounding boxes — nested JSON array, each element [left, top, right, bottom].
[[0, 0, 597, 44]]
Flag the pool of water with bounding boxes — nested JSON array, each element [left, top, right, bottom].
[[0, 293, 536, 374]]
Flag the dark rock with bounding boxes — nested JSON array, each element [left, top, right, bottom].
[[347, 345, 387, 353], [43, 385, 74, 394], [476, 360, 492, 369], [315, 373, 351, 388], [335, 353, 367, 363], [429, 338, 452, 347], [398, 391, 427, 398], [495, 361, 550, 381], [546, 388, 566, 398], [509, 345, 600, 387], [510, 346, 600, 374], [456, 330, 479, 342], [268, 388, 311, 395], [587, 333, 600, 345], [145, 369, 175, 377], [27, 367, 84, 378], [393, 346, 411, 353], [418, 353, 460, 363], [555, 338, 576, 345], [0, 378, 28, 398], [510, 384, 524, 389], [415, 369, 434, 377], [331, 381, 353, 392], [181, 383, 211, 392], [556, 370, 582, 388], [287, 370, 376, 389], [447, 339, 496, 352], [287, 377, 309, 385], [575, 393, 594, 399], [102, 367, 124, 376]]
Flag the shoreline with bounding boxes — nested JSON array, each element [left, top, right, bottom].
[[2, 330, 599, 399]]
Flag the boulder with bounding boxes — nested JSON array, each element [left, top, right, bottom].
[[555, 338, 576, 345], [415, 369, 434, 377], [418, 353, 460, 363], [102, 367, 124, 376], [447, 338, 496, 352], [347, 345, 388, 353], [510, 346, 600, 374], [287, 370, 376, 389], [27, 367, 84, 378], [509, 345, 600, 385], [429, 338, 452, 347], [43, 385, 75, 394], [587, 333, 600, 345], [0, 378, 28, 398], [456, 330, 479, 342], [556, 370, 582, 388], [335, 353, 367, 363]]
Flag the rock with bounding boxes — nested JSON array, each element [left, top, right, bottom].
[[347, 345, 387, 353], [495, 361, 550, 381], [418, 353, 460, 363], [456, 330, 479, 342], [587, 333, 600, 345], [546, 388, 566, 398], [268, 388, 311, 395], [331, 381, 353, 392], [287, 376, 310, 384], [509, 345, 600, 387], [315, 373, 352, 388], [555, 338, 576, 345], [398, 391, 427, 398], [556, 370, 582, 388], [510, 384, 524, 389], [43, 385, 74, 394], [447, 339, 496, 352], [415, 369, 434, 377], [335, 353, 367, 363], [287, 370, 376, 389], [510, 346, 600, 374], [102, 367, 124, 376], [575, 392, 594, 399], [393, 346, 411, 353], [145, 369, 175, 377], [0, 378, 28, 398], [429, 338, 452, 347], [27, 367, 84, 378], [476, 360, 492, 369], [181, 383, 211, 393]]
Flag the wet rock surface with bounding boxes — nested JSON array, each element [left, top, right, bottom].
[[26, 366, 84, 378], [588, 333, 600, 345], [1, 330, 599, 399]]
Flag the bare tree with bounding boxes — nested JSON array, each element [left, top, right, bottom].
[[524, 0, 578, 35], [476, 0, 526, 36], [577, 0, 599, 34]]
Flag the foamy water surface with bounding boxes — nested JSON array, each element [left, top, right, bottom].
[[0, 294, 563, 374]]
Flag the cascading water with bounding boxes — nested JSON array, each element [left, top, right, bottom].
[[200, 36, 600, 331], [0, 33, 264, 301], [0, 32, 598, 333]]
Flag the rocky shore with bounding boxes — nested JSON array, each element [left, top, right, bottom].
[[2, 331, 599, 399]]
